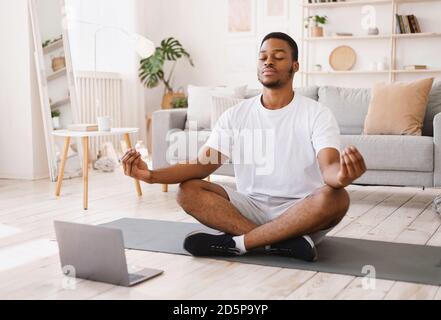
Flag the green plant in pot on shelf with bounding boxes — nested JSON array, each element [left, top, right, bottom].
[[42, 35, 63, 48], [304, 15, 328, 37], [138, 37, 194, 109], [171, 96, 188, 109], [51, 110, 61, 130]]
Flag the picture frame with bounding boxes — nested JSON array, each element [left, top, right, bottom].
[[227, 0, 256, 37], [264, 0, 288, 20]]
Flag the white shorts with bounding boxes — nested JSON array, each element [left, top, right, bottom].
[[221, 185, 333, 245]]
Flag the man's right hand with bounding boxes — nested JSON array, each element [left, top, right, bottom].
[[121, 149, 152, 183]]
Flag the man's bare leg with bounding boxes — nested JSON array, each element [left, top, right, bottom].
[[177, 179, 350, 250], [177, 179, 258, 236], [244, 185, 350, 250]]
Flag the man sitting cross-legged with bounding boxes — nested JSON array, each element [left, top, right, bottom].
[[121, 32, 366, 262]]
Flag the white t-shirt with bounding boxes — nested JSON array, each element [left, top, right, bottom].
[[204, 93, 341, 203]]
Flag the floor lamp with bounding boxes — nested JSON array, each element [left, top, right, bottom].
[[69, 19, 155, 130]]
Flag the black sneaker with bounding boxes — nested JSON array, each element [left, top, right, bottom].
[[183, 231, 241, 257], [266, 235, 317, 262]]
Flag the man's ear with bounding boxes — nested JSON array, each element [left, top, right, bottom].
[[293, 61, 300, 73]]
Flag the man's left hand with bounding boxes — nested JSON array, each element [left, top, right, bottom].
[[337, 145, 367, 188]]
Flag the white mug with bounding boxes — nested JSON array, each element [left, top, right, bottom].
[[97, 116, 112, 132]]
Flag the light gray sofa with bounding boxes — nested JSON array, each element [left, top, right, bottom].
[[153, 83, 441, 189]]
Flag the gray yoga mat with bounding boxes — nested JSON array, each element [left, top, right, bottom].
[[100, 218, 441, 286]]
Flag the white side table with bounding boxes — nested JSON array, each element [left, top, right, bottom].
[[52, 128, 142, 210]]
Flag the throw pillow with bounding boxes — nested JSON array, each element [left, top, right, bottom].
[[423, 81, 441, 136], [187, 84, 247, 129], [363, 78, 434, 135], [318, 86, 371, 135], [211, 96, 245, 129]]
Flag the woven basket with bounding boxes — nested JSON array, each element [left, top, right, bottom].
[[161, 89, 186, 109], [52, 56, 66, 72]]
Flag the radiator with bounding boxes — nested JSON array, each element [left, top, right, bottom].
[[75, 71, 123, 160]]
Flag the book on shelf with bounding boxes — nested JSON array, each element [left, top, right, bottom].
[[410, 14, 421, 33], [396, 14, 404, 34], [396, 14, 421, 34], [333, 32, 353, 36], [67, 124, 99, 132], [395, 14, 402, 34], [402, 15, 411, 33], [406, 15, 416, 33], [404, 65, 427, 70]]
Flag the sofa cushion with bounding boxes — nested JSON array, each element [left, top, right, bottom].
[[211, 96, 244, 129], [185, 86, 251, 130], [318, 86, 371, 134], [364, 78, 434, 136], [187, 84, 247, 130], [341, 135, 433, 172], [244, 89, 261, 99], [423, 81, 441, 137], [297, 86, 319, 101]]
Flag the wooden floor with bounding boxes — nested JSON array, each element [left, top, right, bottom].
[[1, 167, 441, 300]]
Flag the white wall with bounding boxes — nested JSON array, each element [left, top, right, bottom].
[[142, 0, 306, 114], [0, 0, 48, 180], [66, 0, 147, 144], [143, 0, 441, 113]]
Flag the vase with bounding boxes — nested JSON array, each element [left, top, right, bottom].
[[52, 116, 60, 130], [97, 116, 112, 132], [52, 56, 66, 72], [368, 27, 379, 35], [161, 91, 186, 109], [311, 26, 324, 37]]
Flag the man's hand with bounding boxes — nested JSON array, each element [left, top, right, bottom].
[[121, 149, 151, 183], [337, 145, 367, 188]]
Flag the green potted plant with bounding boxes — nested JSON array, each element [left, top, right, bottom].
[[51, 109, 61, 129], [138, 37, 194, 109], [304, 15, 328, 37], [42, 34, 63, 48], [171, 96, 188, 109]]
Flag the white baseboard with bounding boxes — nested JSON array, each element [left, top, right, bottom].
[[0, 172, 49, 181]]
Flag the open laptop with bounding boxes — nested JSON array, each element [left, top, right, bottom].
[[54, 221, 163, 287]]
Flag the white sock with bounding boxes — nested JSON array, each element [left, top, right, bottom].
[[233, 235, 247, 255]]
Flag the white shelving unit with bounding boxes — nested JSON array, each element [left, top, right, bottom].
[[303, 0, 392, 8], [303, 0, 440, 8], [301, 0, 441, 86], [305, 34, 391, 41], [302, 70, 389, 74], [42, 40, 75, 132], [304, 32, 441, 41], [42, 38, 63, 54], [46, 67, 67, 81], [29, 0, 82, 182], [50, 97, 70, 109], [301, 69, 441, 75]]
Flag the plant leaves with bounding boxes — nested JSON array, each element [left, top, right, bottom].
[[138, 37, 194, 89]]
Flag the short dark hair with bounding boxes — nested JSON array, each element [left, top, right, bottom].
[[260, 32, 299, 62]]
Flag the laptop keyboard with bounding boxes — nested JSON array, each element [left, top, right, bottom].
[[129, 273, 145, 282]]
